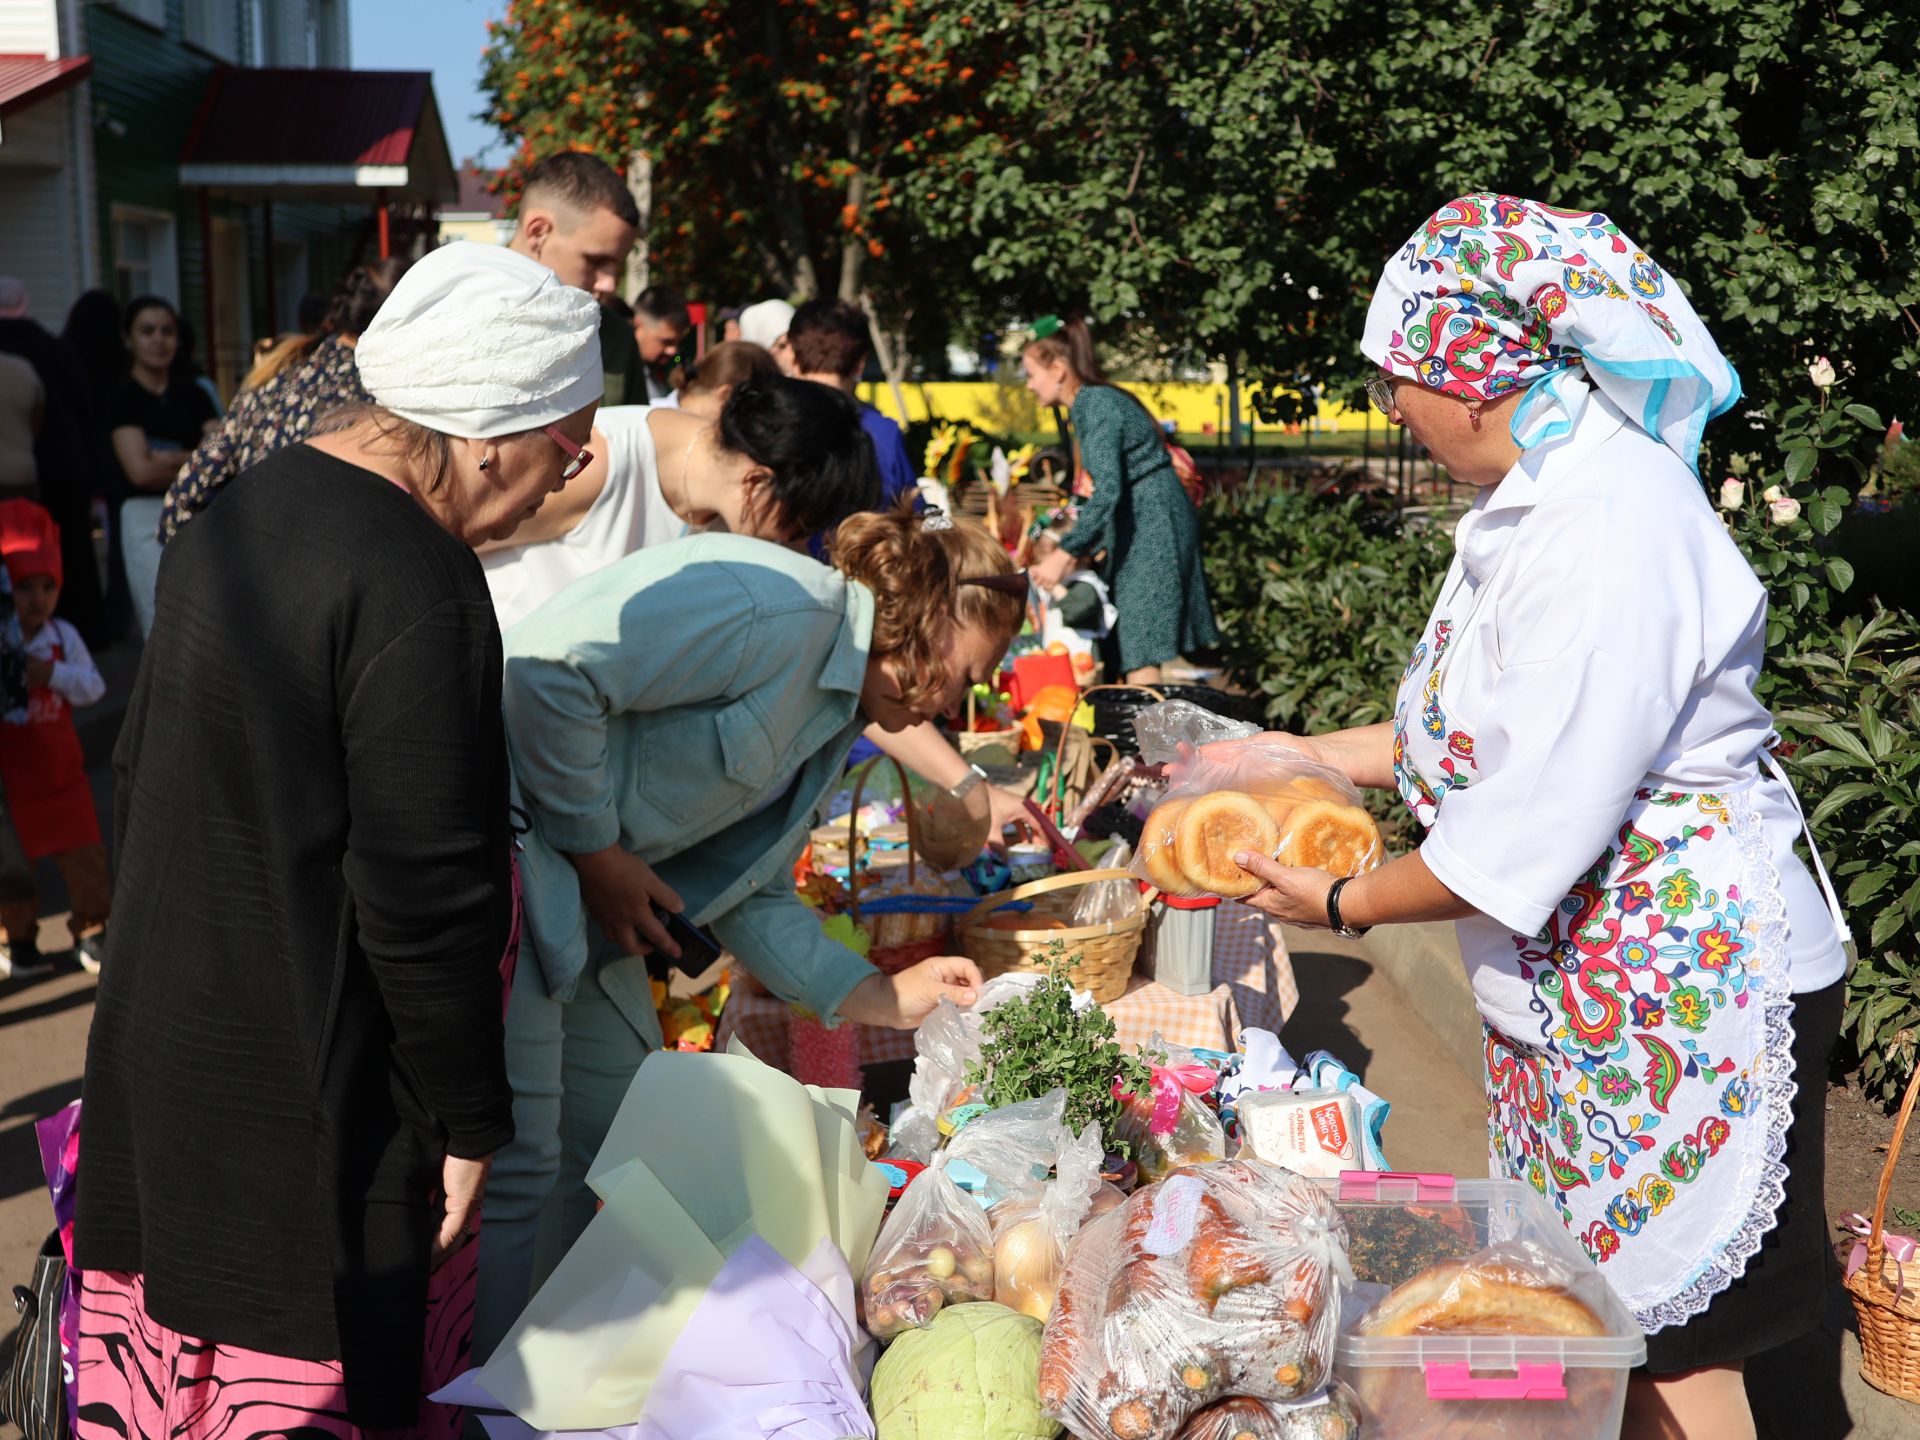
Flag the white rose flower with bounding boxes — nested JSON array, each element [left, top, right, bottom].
[[1718, 478, 1745, 511], [1769, 495, 1803, 526], [1762, 484, 1785, 503], [1809, 355, 1837, 389]]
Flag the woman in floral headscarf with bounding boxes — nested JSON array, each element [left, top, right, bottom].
[[1226, 195, 1848, 1439]]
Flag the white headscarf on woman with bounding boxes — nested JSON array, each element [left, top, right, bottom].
[[1361, 194, 1740, 472], [354, 243, 603, 439]]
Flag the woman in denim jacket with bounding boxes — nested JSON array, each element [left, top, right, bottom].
[[476, 504, 1025, 1352]]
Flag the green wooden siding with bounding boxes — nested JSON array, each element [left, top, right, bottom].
[[89, 2, 372, 398]]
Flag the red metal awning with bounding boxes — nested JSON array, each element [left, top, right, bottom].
[[178, 68, 456, 205], [0, 53, 91, 119]]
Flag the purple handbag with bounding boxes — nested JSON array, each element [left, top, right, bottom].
[[32, 1101, 80, 1434]]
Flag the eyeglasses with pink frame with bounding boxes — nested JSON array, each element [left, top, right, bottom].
[[543, 424, 594, 482]]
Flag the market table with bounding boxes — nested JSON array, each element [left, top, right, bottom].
[[714, 898, 1298, 1070]]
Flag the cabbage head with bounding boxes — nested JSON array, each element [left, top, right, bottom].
[[870, 1301, 1059, 1440]]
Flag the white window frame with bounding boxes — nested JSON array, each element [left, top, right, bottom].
[[109, 0, 167, 31], [184, 0, 244, 63], [111, 204, 180, 309]]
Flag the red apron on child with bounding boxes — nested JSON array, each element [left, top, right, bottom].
[[0, 635, 100, 858]]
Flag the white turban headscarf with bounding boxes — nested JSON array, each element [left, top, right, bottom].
[[354, 243, 603, 440]]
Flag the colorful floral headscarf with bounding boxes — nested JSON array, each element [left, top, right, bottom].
[[1361, 194, 1740, 472]]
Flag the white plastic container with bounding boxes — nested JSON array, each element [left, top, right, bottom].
[[1148, 892, 1219, 995], [1323, 1172, 1646, 1440]]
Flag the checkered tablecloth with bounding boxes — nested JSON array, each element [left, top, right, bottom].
[[713, 899, 1297, 1074]]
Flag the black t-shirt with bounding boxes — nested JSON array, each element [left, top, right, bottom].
[[104, 375, 217, 455]]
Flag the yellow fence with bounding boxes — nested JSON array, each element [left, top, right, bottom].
[[855, 378, 1368, 435]]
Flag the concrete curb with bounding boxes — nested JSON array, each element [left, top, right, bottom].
[[1357, 919, 1484, 1086]]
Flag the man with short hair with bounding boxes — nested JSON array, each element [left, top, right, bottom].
[[507, 152, 642, 403], [631, 286, 690, 403], [787, 298, 917, 511]]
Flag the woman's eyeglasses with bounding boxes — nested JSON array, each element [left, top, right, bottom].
[[543, 424, 594, 482], [1364, 376, 1397, 417]]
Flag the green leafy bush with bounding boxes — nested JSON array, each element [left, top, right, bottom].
[[1722, 379, 1920, 1106], [1771, 610, 1920, 1105]]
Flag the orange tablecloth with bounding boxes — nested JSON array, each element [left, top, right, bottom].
[[714, 900, 1297, 1072]]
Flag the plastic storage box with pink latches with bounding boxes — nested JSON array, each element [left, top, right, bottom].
[[1323, 1172, 1647, 1440]]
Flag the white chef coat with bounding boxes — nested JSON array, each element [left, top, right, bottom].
[[482, 406, 686, 635], [1414, 389, 1846, 998]]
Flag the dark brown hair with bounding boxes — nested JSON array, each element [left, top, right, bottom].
[[788, 298, 872, 380], [832, 503, 1019, 711], [521, 151, 641, 227], [327, 256, 410, 338]]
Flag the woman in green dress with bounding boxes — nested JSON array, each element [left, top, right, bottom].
[[1022, 316, 1218, 682]]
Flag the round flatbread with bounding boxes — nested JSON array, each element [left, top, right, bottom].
[[1274, 800, 1382, 878], [1358, 1257, 1609, 1338], [1283, 774, 1353, 805], [1140, 798, 1193, 893], [1173, 791, 1280, 898]]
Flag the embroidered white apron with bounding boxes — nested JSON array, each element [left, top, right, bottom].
[[1390, 562, 1830, 1331]]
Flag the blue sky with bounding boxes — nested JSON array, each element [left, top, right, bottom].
[[352, 0, 507, 167]]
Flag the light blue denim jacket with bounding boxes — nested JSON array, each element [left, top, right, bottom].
[[503, 534, 878, 1046]]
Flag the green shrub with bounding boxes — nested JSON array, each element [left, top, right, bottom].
[[1722, 383, 1920, 1107], [1770, 610, 1920, 1105]]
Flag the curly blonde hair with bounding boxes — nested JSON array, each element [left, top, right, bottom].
[[832, 502, 1021, 711]]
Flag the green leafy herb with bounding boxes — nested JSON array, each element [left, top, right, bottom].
[[967, 943, 1153, 1158]]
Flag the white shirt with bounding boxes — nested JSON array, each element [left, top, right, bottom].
[[481, 406, 685, 635], [1416, 390, 1846, 995], [25, 618, 105, 708]]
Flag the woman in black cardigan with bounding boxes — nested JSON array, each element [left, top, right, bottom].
[[72, 242, 604, 1437]]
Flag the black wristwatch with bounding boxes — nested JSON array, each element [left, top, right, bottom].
[[1326, 877, 1370, 939]]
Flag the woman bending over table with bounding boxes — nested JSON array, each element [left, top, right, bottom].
[[1228, 195, 1847, 1440], [474, 504, 1026, 1357]]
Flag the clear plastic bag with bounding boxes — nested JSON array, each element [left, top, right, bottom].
[[888, 998, 981, 1162], [1131, 739, 1382, 899], [945, 1090, 1077, 1207], [1114, 1042, 1229, 1184], [987, 1116, 1105, 1323], [888, 977, 1075, 1162], [1038, 1159, 1352, 1440], [1133, 700, 1260, 765], [1073, 850, 1143, 926], [1172, 1384, 1362, 1440], [860, 1158, 996, 1339]]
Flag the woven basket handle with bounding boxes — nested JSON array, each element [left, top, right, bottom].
[[846, 753, 918, 924], [958, 866, 1152, 930], [1869, 1059, 1920, 1269]]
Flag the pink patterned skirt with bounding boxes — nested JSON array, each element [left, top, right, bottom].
[[76, 1241, 476, 1440]]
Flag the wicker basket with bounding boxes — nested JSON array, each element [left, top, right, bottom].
[[1846, 1060, 1920, 1401], [956, 867, 1152, 1004], [844, 755, 956, 971]]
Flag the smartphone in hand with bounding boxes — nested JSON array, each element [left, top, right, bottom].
[[647, 908, 724, 980]]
